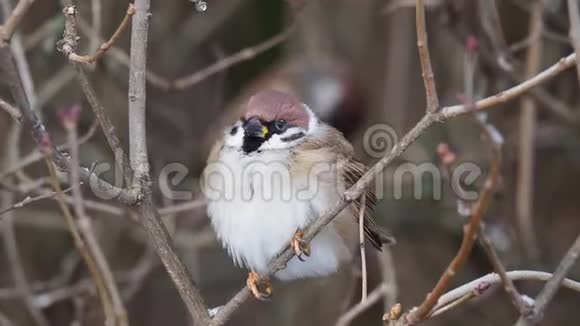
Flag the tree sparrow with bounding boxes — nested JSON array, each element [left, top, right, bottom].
[[202, 90, 393, 299]]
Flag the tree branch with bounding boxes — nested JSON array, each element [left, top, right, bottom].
[[567, 0, 580, 84], [515, 235, 580, 325], [44, 154, 116, 325], [415, 0, 439, 113], [335, 283, 388, 326], [67, 4, 135, 64], [0, 47, 136, 204], [0, 97, 22, 122], [516, 0, 543, 265], [58, 5, 134, 187], [0, 0, 35, 46], [126, 0, 211, 324], [173, 24, 295, 90], [479, 228, 532, 316], [65, 110, 128, 326]]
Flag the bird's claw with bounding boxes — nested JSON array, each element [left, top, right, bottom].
[[246, 271, 272, 301], [292, 229, 310, 261]]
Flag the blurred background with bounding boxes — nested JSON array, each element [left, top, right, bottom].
[[1, 0, 580, 325]]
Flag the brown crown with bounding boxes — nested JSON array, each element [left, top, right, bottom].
[[244, 90, 310, 129]]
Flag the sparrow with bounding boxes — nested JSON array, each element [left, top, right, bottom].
[[202, 89, 393, 300]]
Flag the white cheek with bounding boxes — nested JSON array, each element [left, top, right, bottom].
[[260, 134, 290, 150], [303, 104, 319, 133], [223, 123, 244, 148]]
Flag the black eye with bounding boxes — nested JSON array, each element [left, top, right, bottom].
[[273, 119, 288, 133]]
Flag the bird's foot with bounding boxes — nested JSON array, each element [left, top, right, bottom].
[[292, 229, 310, 261], [246, 271, 272, 301]]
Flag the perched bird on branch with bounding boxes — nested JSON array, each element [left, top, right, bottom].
[[202, 89, 393, 299]]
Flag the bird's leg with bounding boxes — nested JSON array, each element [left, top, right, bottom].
[[292, 228, 310, 261], [246, 271, 272, 300]]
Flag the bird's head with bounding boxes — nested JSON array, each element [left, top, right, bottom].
[[224, 90, 318, 154]]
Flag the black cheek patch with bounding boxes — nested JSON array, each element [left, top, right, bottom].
[[280, 132, 305, 142], [229, 126, 238, 135]]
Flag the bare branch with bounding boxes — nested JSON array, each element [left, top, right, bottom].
[[478, 228, 532, 316], [89, 0, 102, 55], [1, 121, 49, 326], [335, 283, 387, 326], [126, 0, 211, 323], [515, 235, 580, 325], [516, 0, 543, 265], [58, 5, 134, 186], [440, 53, 577, 118], [404, 117, 501, 325], [435, 270, 580, 312], [0, 185, 73, 218], [0, 0, 35, 46], [0, 118, 98, 182], [465, 51, 531, 317], [0, 97, 22, 122], [128, 0, 151, 185], [568, 0, 580, 84], [67, 4, 135, 64], [65, 112, 128, 326], [173, 24, 295, 90], [415, 0, 439, 113], [0, 47, 136, 204], [44, 155, 117, 325]]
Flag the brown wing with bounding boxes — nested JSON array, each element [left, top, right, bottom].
[[343, 159, 395, 250]]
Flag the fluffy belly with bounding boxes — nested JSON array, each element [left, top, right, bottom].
[[205, 147, 353, 280], [207, 194, 352, 281]]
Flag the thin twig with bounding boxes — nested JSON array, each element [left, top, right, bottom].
[[0, 118, 98, 182], [0, 186, 73, 218], [434, 270, 580, 312], [0, 0, 35, 46], [75, 17, 172, 90], [428, 290, 477, 319], [211, 51, 578, 326], [515, 235, 580, 325], [0, 97, 22, 122], [465, 45, 531, 317], [378, 248, 398, 311], [58, 5, 133, 185], [516, 0, 543, 265], [382, 0, 443, 14], [65, 113, 128, 326], [1, 121, 49, 326], [335, 284, 387, 326], [173, 24, 295, 89], [358, 192, 368, 302], [478, 228, 532, 316], [404, 117, 502, 324], [0, 0, 39, 118], [568, 0, 580, 84], [67, 4, 135, 64], [415, 0, 439, 113], [0, 47, 136, 204], [89, 0, 102, 56], [44, 156, 116, 325]]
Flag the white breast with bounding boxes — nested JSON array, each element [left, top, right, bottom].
[[204, 147, 353, 280]]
